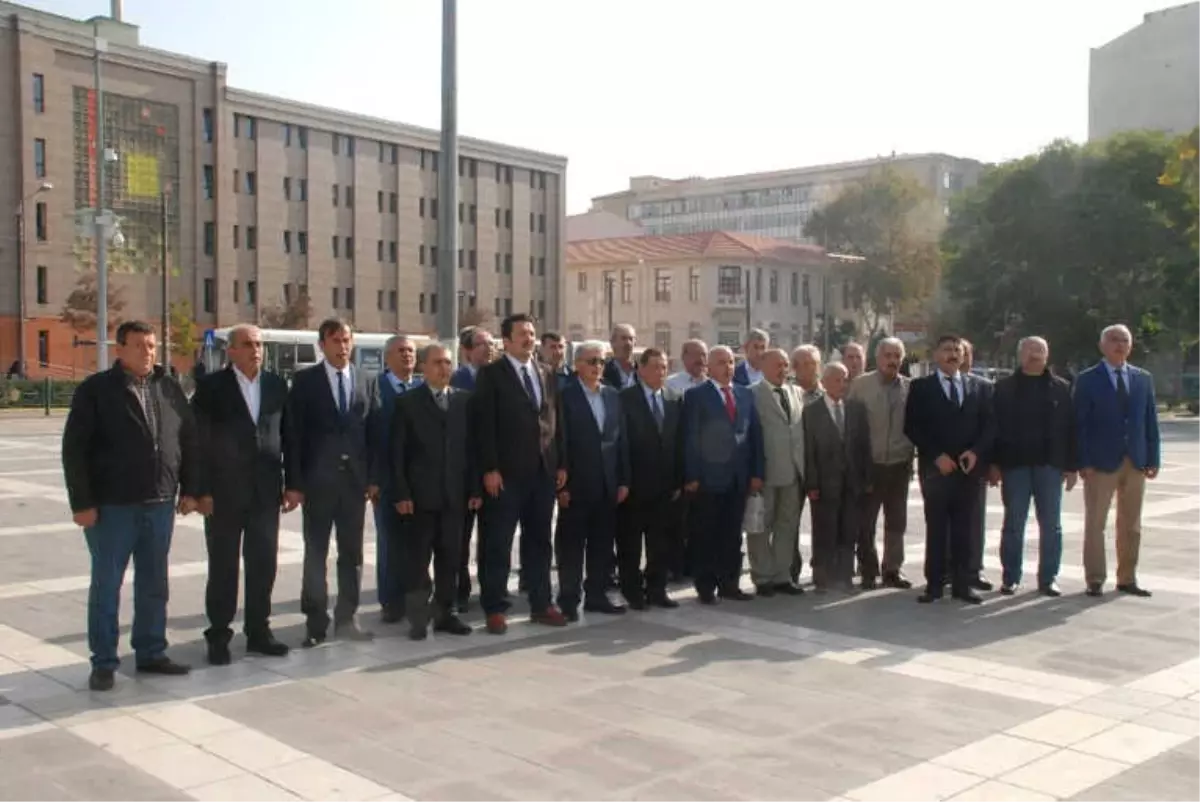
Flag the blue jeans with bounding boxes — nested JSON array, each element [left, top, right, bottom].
[[374, 500, 407, 610], [999, 466, 1063, 588], [84, 502, 175, 670]]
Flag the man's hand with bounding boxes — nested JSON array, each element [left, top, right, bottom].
[[557, 490, 570, 509], [197, 496, 214, 517], [748, 478, 763, 496], [395, 499, 414, 516], [987, 465, 1002, 487], [484, 471, 504, 498], [73, 508, 98, 529], [467, 496, 483, 511], [177, 496, 199, 515], [1145, 467, 1159, 480], [684, 481, 699, 494], [807, 490, 820, 501], [1080, 467, 1095, 482], [366, 485, 380, 503], [555, 469, 568, 490], [616, 486, 629, 504], [282, 489, 303, 513], [1064, 471, 1078, 492], [959, 451, 979, 475], [935, 454, 957, 476]]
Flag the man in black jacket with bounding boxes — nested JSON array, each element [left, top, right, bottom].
[[989, 336, 1077, 597], [191, 324, 290, 664], [61, 320, 200, 691]]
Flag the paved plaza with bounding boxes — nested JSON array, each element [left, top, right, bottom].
[[0, 412, 1196, 801]]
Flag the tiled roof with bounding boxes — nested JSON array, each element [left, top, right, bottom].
[[566, 230, 827, 267]]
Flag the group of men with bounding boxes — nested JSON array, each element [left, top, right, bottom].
[[61, 315, 1160, 693]]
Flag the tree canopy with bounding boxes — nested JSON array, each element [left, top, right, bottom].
[[168, 299, 200, 358]]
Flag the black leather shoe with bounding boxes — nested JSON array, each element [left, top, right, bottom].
[[380, 605, 405, 624], [301, 632, 327, 648], [136, 656, 191, 676], [775, 582, 805, 596], [626, 598, 648, 611], [88, 668, 114, 691], [1000, 583, 1019, 596], [1117, 583, 1152, 597], [647, 593, 678, 609], [583, 599, 627, 615], [433, 615, 472, 636], [409, 625, 428, 641], [698, 591, 719, 605], [755, 584, 776, 598], [969, 575, 994, 592], [860, 578, 878, 591], [953, 589, 984, 605], [1039, 582, 1062, 598], [564, 608, 580, 622], [720, 588, 753, 601], [917, 590, 942, 604], [206, 640, 232, 666], [246, 634, 289, 657], [882, 573, 912, 590], [1086, 583, 1104, 597]]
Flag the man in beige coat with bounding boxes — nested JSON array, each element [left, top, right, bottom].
[[747, 349, 806, 596]]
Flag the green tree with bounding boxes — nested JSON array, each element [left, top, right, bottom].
[[804, 166, 942, 337], [60, 272, 128, 336], [168, 299, 200, 359]]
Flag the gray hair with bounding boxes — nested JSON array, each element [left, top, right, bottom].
[[1017, 336, 1048, 358], [575, 340, 609, 362], [1100, 324, 1132, 344], [792, 344, 821, 362], [875, 336, 905, 356], [384, 334, 413, 352], [610, 323, 635, 341], [420, 342, 449, 363], [822, 362, 849, 381], [228, 324, 261, 348], [745, 328, 769, 345], [680, 338, 707, 357]]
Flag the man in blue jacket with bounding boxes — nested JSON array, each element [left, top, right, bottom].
[[1074, 324, 1160, 598]]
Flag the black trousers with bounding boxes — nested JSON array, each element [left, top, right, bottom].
[[616, 496, 675, 601], [456, 508, 476, 603], [204, 495, 280, 642], [692, 487, 747, 596], [405, 508, 464, 627], [478, 471, 555, 615], [555, 500, 616, 611], [943, 478, 987, 575], [810, 484, 859, 587], [921, 469, 976, 594], [300, 473, 366, 637]]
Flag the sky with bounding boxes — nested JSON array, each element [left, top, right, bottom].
[[25, 0, 1169, 213]]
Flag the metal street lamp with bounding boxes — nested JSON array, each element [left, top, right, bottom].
[[15, 180, 53, 378]]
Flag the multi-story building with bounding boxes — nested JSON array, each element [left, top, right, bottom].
[[1089, 2, 1199, 141], [590, 153, 983, 244], [565, 230, 863, 364], [0, 1, 567, 376]]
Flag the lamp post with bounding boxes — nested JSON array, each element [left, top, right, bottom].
[[93, 20, 112, 370], [15, 181, 53, 377], [159, 187, 170, 369], [435, 0, 458, 348]]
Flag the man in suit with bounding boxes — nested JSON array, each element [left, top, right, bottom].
[[475, 313, 568, 634], [747, 348, 806, 596], [849, 337, 914, 590], [371, 335, 422, 623], [664, 338, 708, 581], [556, 341, 630, 619], [618, 347, 683, 609], [284, 318, 380, 646], [603, 323, 638, 390], [391, 343, 478, 639], [958, 338, 995, 591], [683, 345, 764, 603], [192, 324, 290, 665], [1074, 323, 1160, 597], [804, 363, 873, 592], [62, 320, 200, 691], [904, 334, 996, 604], [733, 328, 769, 386], [540, 331, 573, 390], [450, 326, 493, 392], [990, 336, 1077, 597], [788, 344, 823, 583]]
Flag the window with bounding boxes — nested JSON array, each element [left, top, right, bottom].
[[538, 257, 545, 276], [389, 290, 397, 310], [245, 171, 257, 195], [494, 297, 501, 316], [35, 202, 47, 241], [504, 253, 512, 274], [469, 249, 477, 270], [537, 299, 545, 320], [801, 274, 811, 305], [377, 190, 384, 212], [755, 267, 763, 302], [494, 252, 501, 273], [689, 267, 700, 302], [232, 224, 240, 249], [504, 298, 512, 315], [247, 280, 257, 305], [32, 73, 44, 113], [331, 236, 339, 258], [419, 197, 425, 218], [538, 214, 545, 233], [346, 236, 354, 256], [282, 176, 291, 200], [458, 248, 464, 269], [539, 173, 546, 190], [769, 269, 778, 303], [529, 256, 535, 275], [299, 179, 308, 201], [202, 108, 213, 142], [389, 193, 397, 213], [494, 208, 501, 227], [33, 138, 45, 177], [577, 272, 587, 292], [298, 231, 308, 254], [530, 171, 536, 189], [495, 163, 503, 182], [377, 240, 384, 261], [204, 221, 215, 255], [469, 204, 477, 224], [459, 202, 464, 223], [346, 137, 355, 157], [233, 169, 240, 193], [332, 287, 340, 308], [718, 265, 742, 299], [468, 159, 476, 177], [203, 278, 214, 313], [505, 166, 512, 184], [419, 293, 426, 313], [504, 209, 512, 229], [431, 246, 439, 267], [298, 127, 308, 149], [377, 290, 384, 310], [246, 226, 257, 250], [37, 331, 49, 368], [378, 141, 386, 162], [203, 165, 215, 199], [431, 153, 439, 172], [529, 212, 535, 232], [654, 323, 671, 355], [430, 293, 438, 313], [621, 270, 633, 304], [389, 241, 397, 263], [390, 144, 398, 164], [654, 269, 672, 303], [332, 184, 339, 206], [283, 124, 292, 146], [245, 116, 256, 139], [790, 272, 799, 305], [346, 287, 355, 310], [284, 283, 292, 303], [283, 230, 292, 253], [35, 266, 47, 304], [332, 133, 341, 154], [430, 198, 438, 219], [345, 186, 354, 207], [419, 245, 426, 266]]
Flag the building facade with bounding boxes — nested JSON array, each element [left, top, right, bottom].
[[589, 153, 982, 244], [1089, 2, 1199, 142], [565, 231, 861, 364], [0, 1, 567, 377]]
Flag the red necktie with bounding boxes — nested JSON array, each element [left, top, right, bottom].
[[721, 386, 737, 423]]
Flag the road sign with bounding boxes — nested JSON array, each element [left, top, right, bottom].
[[203, 329, 215, 348]]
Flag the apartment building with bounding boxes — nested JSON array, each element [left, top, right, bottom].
[[565, 230, 861, 363], [0, 1, 567, 376], [1089, 2, 1199, 141], [590, 153, 982, 244]]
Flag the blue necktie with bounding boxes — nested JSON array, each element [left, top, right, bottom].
[[650, 392, 663, 430], [337, 370, 348, 415], [521, 366, 538, 410]]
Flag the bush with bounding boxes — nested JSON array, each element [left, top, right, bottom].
[[0, 379, 81, 408]]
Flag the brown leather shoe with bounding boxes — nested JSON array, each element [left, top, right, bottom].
[[485, 613, 508, 635], [531, 606, 568, 627]]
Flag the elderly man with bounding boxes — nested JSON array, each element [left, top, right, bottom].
[[788, 344, 823, 582], [667, 339, 708, 393], [842, 342, 866, 382], [451, 326, 493, 392], [849, 337, 914, 589], [665, 337, 708, 579], [957, 338, 994, 591], [603, 324, 639, 389], [734, 328, 769, 386], [748, 349, 806, 595], [1074, 324, 1160, 597], [991, 336, 1076, 597]]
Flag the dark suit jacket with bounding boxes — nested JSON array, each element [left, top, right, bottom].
[[603, 358, 637, 390], [450, 364, 476, 392], [548, 365, 574, 392], [733, 360, 755, 387], [803, 397, 872, 497], [1073, 361, 1160, 471], [191, 366, 288, 510], [473, 355, 562, 486], [904, 371, 996, 478], [391, 384, 476, 512], [682, 382, 765, 493], [620, 383, 683, 503], [371, 372, 422, 495], [560, 381, 629, 506], [284, 363, 380, 496], [993, 371, 1077, 471]]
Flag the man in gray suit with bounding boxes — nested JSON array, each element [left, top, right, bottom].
[[748, 349, 806, 596]]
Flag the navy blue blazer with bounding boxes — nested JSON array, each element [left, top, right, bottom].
[[450, 364, 476, 392], [903, 371, 995, 478], [560, 381, 629, 505], [733, 360, 754, 387], [1074, 361, 1160, 472], [372, 372, 422, 494], [682, 381, 764, 493]]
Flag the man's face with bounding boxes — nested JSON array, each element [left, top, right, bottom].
[[877, 344, 903, 380], [321, 325, 353, 369], [1020, 341, 1049, 375], [505, 321, 536, 360], [764, 352, 788, 386], [794, 353, 820, 389], [542, 337, 566, 368], [469, 332, 494, 366], [745, 338, 767, 367], [118, 332, 157, 377], [936, 339, 963, 375], [710, 350, 734, 385], [575, 348, 605, 385], [423, 347, 453, 388], [843, 345, 865, 379], [229, 328, 264, 377], [611, 326, 635, 360], [386, 339, 416, 377], [824, 370, 847, 401], [683, 344, 708, 378], [1101, 328, 1132, 364], [639, 354, 667, 390]]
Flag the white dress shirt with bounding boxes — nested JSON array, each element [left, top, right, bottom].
[[233, 365, 261, 424], [666, 371, 706, 393], [323, 360, 353, 409], [505, 353, 542, 408]]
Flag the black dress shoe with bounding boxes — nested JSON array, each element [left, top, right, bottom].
[[206, 641, 232, 666], [1039, 582, 1062, 598], [698, 591, 719, 605], [1000, 583, 1019, 596], [952, 589, 984, 605], [1086, 583, 1104, 597], [88, 668, 115, 691], [433, 615, 473, 636], [564, 608, 580, 622], [136, 656, 191, 675], [917, 590, 943, 604], [380, 605, 405, 624], [720, 588, 753, 601], [775, 582, 805, 596], [409, 626, 428, 641], [301, 632, 327, 648], [246, 634, 289, 657], [647, 593, 678, 609], [1117, 583, 1152, 597], [882, 573, 912, 590], [755, 584, 776, 598], [860, 578, 878, 591], [583, 599, 627, 615], [627, 598, 648, 611], [969, 575, 994, 592]]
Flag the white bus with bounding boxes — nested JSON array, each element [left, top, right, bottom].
[[202, 328, 434, 379]]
